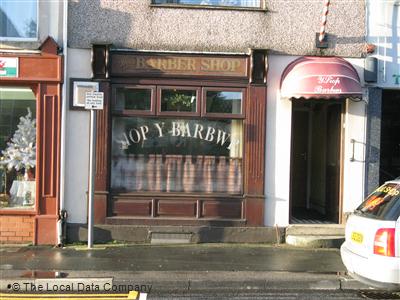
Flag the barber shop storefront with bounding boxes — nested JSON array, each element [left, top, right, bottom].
[[0, 38, 62, 244], [90, 48, 267, 227]]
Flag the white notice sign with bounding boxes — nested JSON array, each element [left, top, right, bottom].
[[85, 92, 104, 110]]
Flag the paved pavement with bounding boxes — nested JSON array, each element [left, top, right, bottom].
[[0, 243, 373, 295]]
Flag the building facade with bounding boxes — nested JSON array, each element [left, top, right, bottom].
[[0, 0, 65, 244], [365, 0, 400, 195], [63, 0, 370, 244]]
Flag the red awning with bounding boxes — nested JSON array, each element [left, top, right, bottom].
[[280, 56, 362, 99]]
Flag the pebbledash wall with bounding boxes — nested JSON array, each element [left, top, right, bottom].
[[0, 1, 64, 244], [65, 0, 367, 241]]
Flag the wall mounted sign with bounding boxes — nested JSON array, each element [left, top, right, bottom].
[[85, 92, 104, 110], [70, 79, 99, 110], [111, 53, 248, 78], [0, 57, 18, 78]]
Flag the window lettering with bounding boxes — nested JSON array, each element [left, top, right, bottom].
[[193, 124, 204, 140], [171, 122, 182, 136], [216, 130, 230, 146], [205, 127, 216, 142], [154, 122, 165, 137], [129, 128, 142, 143]]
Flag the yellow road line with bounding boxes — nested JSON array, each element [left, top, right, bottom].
[[0, 291, 140, 299], [0, 295, 127, 300], [0, 294, 131, 297]]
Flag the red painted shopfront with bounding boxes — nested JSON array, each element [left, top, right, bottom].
[[0, 38, 62, 245]]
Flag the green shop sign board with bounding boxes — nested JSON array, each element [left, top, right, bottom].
[[0, 57, 19, 78]]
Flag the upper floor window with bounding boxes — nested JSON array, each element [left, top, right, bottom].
[[152, 0, 261, 9], [0, 0, 38, 40]]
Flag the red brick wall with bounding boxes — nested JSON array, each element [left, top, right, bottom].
[[0, 216, 34, 244]]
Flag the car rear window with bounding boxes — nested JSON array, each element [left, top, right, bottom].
[[356, 183, 400, 221]]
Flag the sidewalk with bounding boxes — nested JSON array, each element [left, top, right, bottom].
[[0, 243, 371, 293]]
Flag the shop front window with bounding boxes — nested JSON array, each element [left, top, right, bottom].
[[204, 89, 243, 116], [114, 86, 154, 113], [111, 117, 243, 194], [159, 87, 199, 115], [0, 0, 38, 40], [0, 87, 36, 209]]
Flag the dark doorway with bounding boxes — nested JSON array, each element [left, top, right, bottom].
[[379, 90, 400, 184], [290, 100, 343, 224]]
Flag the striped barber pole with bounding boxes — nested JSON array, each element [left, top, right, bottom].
[[319, 0, 330, 42]]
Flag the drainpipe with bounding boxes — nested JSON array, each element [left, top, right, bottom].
[[57, 0, 68, 247]]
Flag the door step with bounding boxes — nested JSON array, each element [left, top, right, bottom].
[[285, 224, 345, 248], [67, 224, 285, 244]]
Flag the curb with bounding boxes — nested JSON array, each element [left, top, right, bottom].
[[0, 271, 372, 293], [285, 235, 345, 249]]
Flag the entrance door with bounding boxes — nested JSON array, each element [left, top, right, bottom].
[[290, 100, 343, 224], [290, 109, 309, 215]]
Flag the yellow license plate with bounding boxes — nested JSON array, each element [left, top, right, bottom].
[[351, 232, 363, 244]]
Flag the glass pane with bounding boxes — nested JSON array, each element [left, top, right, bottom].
[[206, 90, 242, 114], [152, 0, 260, 8], [160, 89, 197, 113], [115, 88, 152, 111], [0, 87, 36, 209], [111, 117, 243, 194], [0, 0, 37, 39], [356, 183, 400, 221]]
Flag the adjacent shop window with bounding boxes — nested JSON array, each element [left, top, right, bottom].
[[0, 0, 38, 40], [158, 87, 199, 115], [152, 0, 261, 8], [114, 86, 155, 115], [0, 87, 37, 209], [204, 89, 243, 117], [111, 85, 245, 195]]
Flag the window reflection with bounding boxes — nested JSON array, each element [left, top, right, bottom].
[[111, 117, 243, 194], [0, 0, 38, 39]]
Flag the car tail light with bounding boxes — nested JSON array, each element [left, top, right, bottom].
[[373, 228, 395, 257]]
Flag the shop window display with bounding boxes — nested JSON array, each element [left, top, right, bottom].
[[0, 87, 36, 209], [111, 86, 244, 195]]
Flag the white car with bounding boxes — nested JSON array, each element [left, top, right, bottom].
[[341, 178, 400, 290]]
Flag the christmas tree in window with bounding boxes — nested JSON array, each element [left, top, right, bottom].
[[0, 108, 36, 206], [1, 108, 36, 174]]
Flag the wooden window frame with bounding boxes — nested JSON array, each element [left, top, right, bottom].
[[202, 87, 245, 119], [157, 86, 201, 117], [112, 84, 156, 116]]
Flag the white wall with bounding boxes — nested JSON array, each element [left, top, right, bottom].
[[342, 99, 367, 213], [367, 0, 400, 88], [65, 48, 92, 224], [342, 58, 368, 213], [265, 55, 295, 226], [264, 55, 366, 226]]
